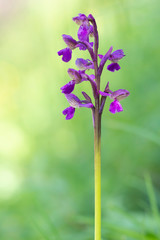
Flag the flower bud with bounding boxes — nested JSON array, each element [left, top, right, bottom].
[[78, 25, 89, 41], [73, 14, 89, 25], [77, 24, 93, 42], [82, 91, 92, 102]]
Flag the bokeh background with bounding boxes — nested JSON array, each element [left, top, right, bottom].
[[0, 0, 160, 239]]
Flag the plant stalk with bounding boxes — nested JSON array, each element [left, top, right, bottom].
[[94, 104, 101, 240], [89, 15, 101, 240], [94, 63, 101, 240]]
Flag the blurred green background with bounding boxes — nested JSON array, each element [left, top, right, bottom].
[[0, 0, 160, 239]]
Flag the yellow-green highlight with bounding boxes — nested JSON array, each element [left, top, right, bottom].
[[94, 136, 101, 240]]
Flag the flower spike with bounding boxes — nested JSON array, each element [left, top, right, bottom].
[[58, 14, 129, 118], [58, 13, 130, 240]]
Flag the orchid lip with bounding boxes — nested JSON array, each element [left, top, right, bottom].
[[57, 48, 72, 62]]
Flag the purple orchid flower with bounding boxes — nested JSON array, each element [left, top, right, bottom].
[[99, 49, 125, 72], [107, 49, 125, 72], [99, 88, 130, 114], [57, 35, 77, 63], [61, 68, 96, 95], [60, 69, 85, 94], [62, 93, 94, 120]]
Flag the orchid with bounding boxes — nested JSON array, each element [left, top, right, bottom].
[[62, 93, 93, 120], [57, 13, 130, 240], [98, 49, 125, 72], [99, 86, 130, 114]]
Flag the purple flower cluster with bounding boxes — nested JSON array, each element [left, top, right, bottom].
[[58, 13, 130, 120]]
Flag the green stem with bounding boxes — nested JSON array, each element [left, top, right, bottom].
[[89, 14, 101, 240], [94, 61, 101, 240], [94, 106, 101, 240]]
